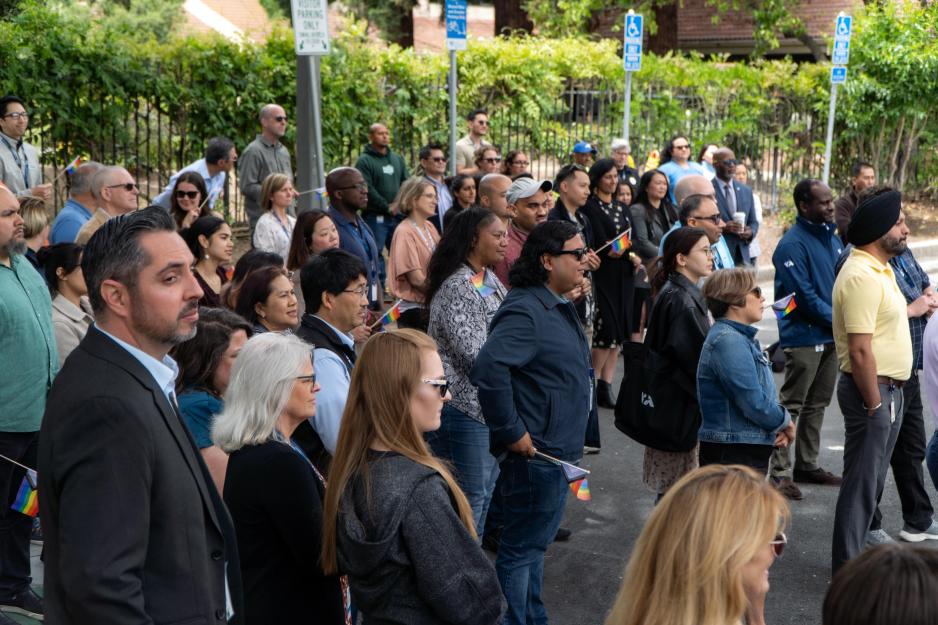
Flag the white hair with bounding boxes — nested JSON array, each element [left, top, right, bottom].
[[610, 138, 630, 152], [212, 332, 312, 453]]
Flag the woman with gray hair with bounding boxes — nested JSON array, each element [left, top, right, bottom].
[[213, 332, 349, 625]]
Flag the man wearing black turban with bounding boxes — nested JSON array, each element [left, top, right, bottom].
[[831, 188, 915, 574]]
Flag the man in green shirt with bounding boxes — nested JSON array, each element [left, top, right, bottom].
[[0, 183, 56, 621]]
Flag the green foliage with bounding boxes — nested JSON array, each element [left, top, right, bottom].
[[51, 0, 183, 43]]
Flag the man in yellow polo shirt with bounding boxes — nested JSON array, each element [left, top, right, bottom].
[[831, 189, 912, 574]]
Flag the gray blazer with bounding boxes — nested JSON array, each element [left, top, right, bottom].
[[0, 132, 41, 196], [51, 294, 93, 367]]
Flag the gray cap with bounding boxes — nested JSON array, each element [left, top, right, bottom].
[[507, 177, 552, 204]]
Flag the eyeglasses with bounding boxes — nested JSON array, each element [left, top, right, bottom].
[[673, 143, 691, 150], [421, 192, 437, 199], [512, 161, 530, 167], [750, 286, 762, 298], [770, 532, 787, 557], [422, 378, 450, 398], [476, 120, 489, 126], [429, 157, 447, 163], [337, 182, 368, 192], [721, 159, 739, 166], [343, 286, 369, 298], [107, 182, 138, 192], [175, 190, 200, 200], [2, 112, 28, 120], [693, 213, 724, 225], [295, 373, 317, 386], [483, 157, 502, 164], [554, 247, 588, 261], [273, 116, 288, 122]]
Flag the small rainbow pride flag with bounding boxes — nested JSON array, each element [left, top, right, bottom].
[[609, 229, 631, 254], [772, 293, 797, 320], [10, 469, 38, 518], [377, 300, 402, 326], [569, 477, 592, 501], [64, 157, 83, 175], [470, 269, 496, 298]]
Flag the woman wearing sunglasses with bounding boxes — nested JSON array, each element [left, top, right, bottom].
[[322, 329, 505, 625], [697, 269, 795, 473], [213, 332, 349, 625], [605, 464, 789, 625], [170, 171, 212, 230]]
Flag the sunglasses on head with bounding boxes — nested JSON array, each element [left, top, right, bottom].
[[175, 190, 200, 200], [555, 247, 588, 261], [422, 378, 450, 398]]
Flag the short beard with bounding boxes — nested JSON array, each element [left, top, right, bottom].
[[0, 240, 26, 257], [880, 233, 908, 257], [129, 295, 199, 347]]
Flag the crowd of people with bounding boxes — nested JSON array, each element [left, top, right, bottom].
[[1, 90, 937, 625]]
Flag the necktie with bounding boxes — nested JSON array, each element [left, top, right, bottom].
[[725, 182, 737, 216]]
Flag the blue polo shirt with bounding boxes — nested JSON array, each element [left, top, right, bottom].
[[49, 198, 94, 244]]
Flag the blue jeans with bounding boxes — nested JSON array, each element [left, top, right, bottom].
[[497, 456, 568, 625], [926, 429, 938, 494], [362, 213, 388, 284], [427, 405, 499, 533]]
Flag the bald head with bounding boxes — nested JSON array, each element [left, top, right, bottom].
[[259, 104, 287, 140], [478, 174, 511, 220], [712, 147, 737, 182], [368, 123, 390, 150], [326, 167, 368, 212], [0, 185, 25, 258], [674, 174, 716, 205], [92, 166, 138, 215]]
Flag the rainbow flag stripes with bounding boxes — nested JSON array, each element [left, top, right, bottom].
[[772, 293, 797, 320], [470, 269, 496, 297], [569, 477, 592, 501], [609, 229, 631, 254], [11, 469, 38, 518], [65, 157, 83, 175], [378, 301, 402, 326]]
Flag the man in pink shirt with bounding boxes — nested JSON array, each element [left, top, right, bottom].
[[494, 177, 552, 286]]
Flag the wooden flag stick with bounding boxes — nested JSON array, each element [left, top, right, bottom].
[[369, 299, 404, 330], [594, 228, 631, 254]]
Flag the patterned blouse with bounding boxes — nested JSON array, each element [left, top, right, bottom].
[[428, 265, 507, 423]]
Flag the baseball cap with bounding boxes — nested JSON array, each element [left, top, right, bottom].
[[506, 177, 552, 204], [572, 141, 597, 154]]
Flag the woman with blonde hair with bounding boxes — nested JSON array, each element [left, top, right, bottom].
[[322, 329, 505, 625], [253, 173, 297, 261], [605, 464, 789, 625], [387, 177, 440, 330]]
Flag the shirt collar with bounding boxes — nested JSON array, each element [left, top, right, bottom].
[[0, 131, 23, 150], [94, 324, 179, 400], [850, 247, 893, 274], [256, 133, 279, 148], [716, 317, 758, 338], [312, 315, 355, 348]]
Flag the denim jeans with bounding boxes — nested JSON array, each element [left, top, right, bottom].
[[497, 456, 568, 625], [0, 431, 37, 599], [362, 213, 388, 284], [926, 429, 938, 494], [426, 404, 499, 533]]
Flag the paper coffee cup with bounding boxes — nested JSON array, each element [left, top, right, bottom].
[[733, 211, 746, 226]]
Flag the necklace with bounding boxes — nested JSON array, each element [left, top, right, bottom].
[[409, 218, 436, 253]]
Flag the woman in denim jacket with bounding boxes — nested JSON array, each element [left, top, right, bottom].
[[697, 269, 795, 474]]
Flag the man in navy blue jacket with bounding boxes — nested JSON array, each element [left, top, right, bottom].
[[770, 179, 844, 500], [472, 220, 594, 625]]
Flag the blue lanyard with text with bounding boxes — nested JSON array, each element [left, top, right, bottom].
[[0, 136, 28, 186]]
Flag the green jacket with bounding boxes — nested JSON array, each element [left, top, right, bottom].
[[354, 144, 409, 216]]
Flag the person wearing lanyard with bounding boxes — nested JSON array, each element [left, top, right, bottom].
[[326, 167, 382, 311], [253, 173, 297, 262], [387, 178, 440, 331], [0, 96, 49, 200]]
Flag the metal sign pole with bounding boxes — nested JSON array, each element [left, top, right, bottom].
[[623, 72, 632, 148], [310, 55, 325, 196], [449, 50, 458, 178], [292, 0, 330, 212], [822, 83, 837, 185], [622, 11, 642, 151], [823, 12, 851, 186]]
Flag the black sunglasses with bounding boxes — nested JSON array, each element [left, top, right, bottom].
[[554, 248, 588, 261], [175, 190, 200, 199], [274, 116, 288, 122], [107, 183, 138, 192]]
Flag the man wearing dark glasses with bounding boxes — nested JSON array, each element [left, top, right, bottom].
[[456, 108, 492, 175], [239, 104, 293, 230], [712, 147, 758, 266], [75, 166, 139, 245], [418, 143, 453, 231]]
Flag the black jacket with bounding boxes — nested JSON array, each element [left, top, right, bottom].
[[39, 326, 243, 625], [337, 452, 505, 625], [296, 313, 356, 372], [224, 440, 345, 625]]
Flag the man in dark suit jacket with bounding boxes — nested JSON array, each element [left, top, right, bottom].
[[712, 148, 759, 265], [38, 208, 243, 624]]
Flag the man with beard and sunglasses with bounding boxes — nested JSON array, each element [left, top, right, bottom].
[[831, 189, 914, 574], [39, 207, 243, 624], [75, 166, 140, 245], [0, 184, 56, 623]]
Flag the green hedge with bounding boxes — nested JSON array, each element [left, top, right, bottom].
[[1, 0, 935, 197]]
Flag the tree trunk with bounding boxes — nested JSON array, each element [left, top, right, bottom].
[[888, 115, 906, 186], [393, 2, 415, 48], [648, 3, 679, 55], [494, 0, 533, 36], [898, 115, 924, 192]]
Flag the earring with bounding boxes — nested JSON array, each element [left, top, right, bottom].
[[259, 311, 266, 318], [205, 254, 210, 260]]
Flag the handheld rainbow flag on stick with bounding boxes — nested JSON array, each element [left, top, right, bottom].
[[10, 469, 38, 518], [595, 228, 632, 254], [370, 299, 403, 329], [51, 156, 85, 184], [470, 269, 496, 298], [770, 293, 797, 319], [569, 477, 592, 501]]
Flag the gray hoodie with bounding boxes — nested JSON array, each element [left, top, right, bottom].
[[336, 452, 505, 625]]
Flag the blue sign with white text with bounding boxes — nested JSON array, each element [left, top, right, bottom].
[[445, 0, 467, 51], [624, 13, 643, 72], [832, 15, 852, 65], [831, 66, 847, 84]]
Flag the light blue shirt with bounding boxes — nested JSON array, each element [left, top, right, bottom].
[[425, 175, 453, 229], [310, 316, 355, 453], [659, 223, 735, 270], [95, 325, 179, 404], [49, 198, 94, 244], [657, 160, 707, 204], [152, 159, 227, 211]]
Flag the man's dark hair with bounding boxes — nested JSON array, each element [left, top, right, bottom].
[[0, 95, 25, 118], [554, 164, 587, 190], [509, 221, 579, 289], [679, 194, 712, 224], [660, 134, 689, 165], [425, 207, 499, 306], [418, 142, 445, 161], [171, 308, 253, 395], [204, 137, 235, 165], [793, 178, 822, 213], [300, 248, 367, 315], [82, 206, 176, 314], [466, 108, 488, 122], [850, 161, 874, 178]]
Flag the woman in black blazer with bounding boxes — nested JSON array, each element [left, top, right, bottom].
[[213, 332, 348, 625]]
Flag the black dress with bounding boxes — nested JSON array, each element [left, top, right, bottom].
[[580, 194, 635, 348], [194, 265, 229, 309]]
